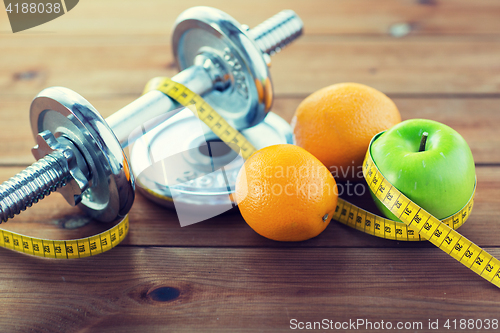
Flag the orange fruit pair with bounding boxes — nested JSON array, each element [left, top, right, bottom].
[[235, 83, 400, 242]]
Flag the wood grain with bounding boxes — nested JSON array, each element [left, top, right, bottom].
[[274, 97, 500, 164], [0, 97, 498, 164], [0, 166, 498, 249], [1, 1, 500, 331], [2, 0, 500, 36], [0, 246, 499, 332], [2, 35, 500, 98]]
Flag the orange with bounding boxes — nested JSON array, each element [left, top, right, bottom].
[[292, 83, 401, 181], [235, 144, 338, 242]]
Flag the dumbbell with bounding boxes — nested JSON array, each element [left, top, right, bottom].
[[129, 7, 302, 213], [0, 7, 303, 223]]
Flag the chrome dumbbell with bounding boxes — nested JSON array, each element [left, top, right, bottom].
[[129, 7, 303, 213], [107, 7, 303, 145], [0, 7, 303, 223]]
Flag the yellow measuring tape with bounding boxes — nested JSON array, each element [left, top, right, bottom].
[[360, 142, 500, 287], [0, 216, 128, 258], [145, 76, 500, 288], [143, 77, 257, 160]]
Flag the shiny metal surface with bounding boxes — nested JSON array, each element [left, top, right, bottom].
[[0, 151, 72, 223], [108, 8, 303, 144], [123, 7, 302, 211], [32, 131, 90, 206], [1, 7, 302, 223], [247, 9, 304, 57], [106, 65, 215, 148], [172, 6, 272, 129], [130, 110, 293, 210], [30, 87, 135, 222]]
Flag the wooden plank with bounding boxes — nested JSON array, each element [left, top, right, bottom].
[[0, 166, 498, 249], [0, 97, 498, 164], [0, 96, 138, 165], [1, 1, 499, 331], [271, 36, 500, 96], [1, 35, 500, 98], [2, 0, 500, 36], [0, 246, 499, 332], [273, 97, 500, 164]]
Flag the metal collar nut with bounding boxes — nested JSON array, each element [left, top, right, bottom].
[[32, 130, 91, 206]]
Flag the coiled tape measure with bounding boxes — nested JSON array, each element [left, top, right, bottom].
[[141, 77, 500, 288], [0, 217, 128, 259], [2, 75, 499, 290]]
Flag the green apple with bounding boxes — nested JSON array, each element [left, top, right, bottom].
[[369, 119, 475, 221]]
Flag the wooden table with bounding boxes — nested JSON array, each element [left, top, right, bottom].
[[1, 1, 500, 331]]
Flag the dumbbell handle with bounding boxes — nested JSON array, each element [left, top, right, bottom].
[[106, 66, 212, 147], [106, 9, 303, 148], [0, 9, 303, 224]]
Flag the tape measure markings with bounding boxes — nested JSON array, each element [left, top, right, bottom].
[[144, 78, 472, 243], [143, 77, 500, 288], [334, 198, 423, 242], [144, 77, 258, 160], [144, 77, 471, 242], [1, 76, 249, 259], [0, 216, 128, 258], [363, 150, 500, 287]]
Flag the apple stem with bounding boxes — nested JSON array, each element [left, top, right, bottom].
[[419, 132, 429, 152]]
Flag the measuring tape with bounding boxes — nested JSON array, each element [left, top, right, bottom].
[[143, 77, 258, 160], [361, 138, 499, 287], [144, 77, 500, 288], [0, 216, 128, 258]]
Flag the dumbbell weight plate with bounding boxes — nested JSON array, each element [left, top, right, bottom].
[[172, 6, 272, 130], [30, 87, 135, 222], [129, 110, 292, 212]]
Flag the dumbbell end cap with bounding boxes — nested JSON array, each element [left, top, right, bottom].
[[30, 87, 135, 222]]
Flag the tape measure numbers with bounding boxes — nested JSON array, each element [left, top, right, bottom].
[[0, 216, 128, 258], [145, 77, 500, 288], [143, 77, 257, 160], [363, 142, 500, 287], [334, 163, 474, 241], [0, 76, 245, 259]]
